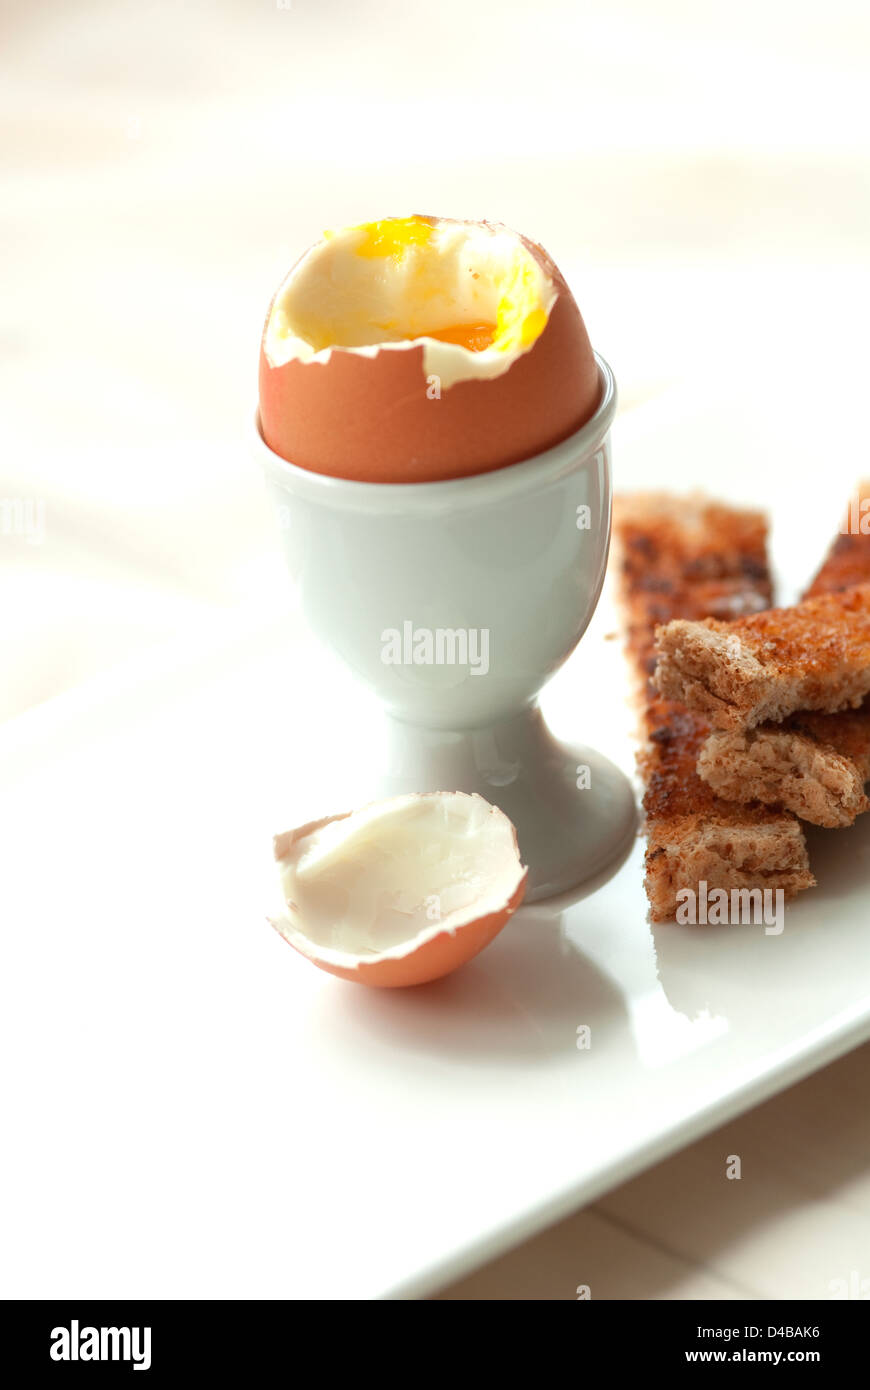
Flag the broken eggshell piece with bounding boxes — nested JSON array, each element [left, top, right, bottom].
[[269, 792, 528, 987]]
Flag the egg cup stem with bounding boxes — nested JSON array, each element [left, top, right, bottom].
[[377, 704, 635, 902]]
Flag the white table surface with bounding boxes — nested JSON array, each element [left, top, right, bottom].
[[437, 1039, 870, 1300]]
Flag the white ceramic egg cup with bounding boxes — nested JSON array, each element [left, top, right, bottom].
[[256, 354, 636, 902]]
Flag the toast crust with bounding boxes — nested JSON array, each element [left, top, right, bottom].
[[654, 584, 870, 730], [695, 485, 870, 826], [805, 486, 870, 597], [613, 493, 813, 920]]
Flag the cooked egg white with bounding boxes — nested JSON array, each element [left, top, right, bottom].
[[269, 792, 528, 989], [264, 215, 556, 390]]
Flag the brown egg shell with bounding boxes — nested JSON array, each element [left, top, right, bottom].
[[258, 223, 600, 484], [269, 795, 529, 988], [274, 871, 527, 989]]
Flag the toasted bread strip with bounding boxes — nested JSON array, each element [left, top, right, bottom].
[[613, 494, 813, 920], [696, 485, 870, 826], [654, 584, 870, 730], [698, 718, 870, 828], [805, 484, 870, 597]]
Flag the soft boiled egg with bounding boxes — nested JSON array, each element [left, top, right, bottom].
[[259, 215, 600, 483], [269, 792, 528, 987]]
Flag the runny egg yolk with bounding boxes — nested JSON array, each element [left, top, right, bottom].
[[424, 322, 497, 351], [351, 216, 436, 259], [349, 216, 547, 354]]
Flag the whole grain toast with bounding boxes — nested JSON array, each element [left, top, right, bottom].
[[698, 715, 870, 829], [696, 486, 870, 827], [653, 584, 870, 730], [613, 494, 813, 920], [805, 488, 870, 597]]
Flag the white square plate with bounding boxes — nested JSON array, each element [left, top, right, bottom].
[[2, 385, 869, 1300]]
